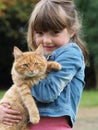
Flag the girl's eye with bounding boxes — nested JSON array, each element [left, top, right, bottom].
[[36, 31, 43, 35], [53, 30, 60, 34]]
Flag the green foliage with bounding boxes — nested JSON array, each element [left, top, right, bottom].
[[75, 0, 98, 89], [75, 0, 98, 65], [0, 0, 36, 88], [0, 0, 98, 88], [0, 0, 34, 39]]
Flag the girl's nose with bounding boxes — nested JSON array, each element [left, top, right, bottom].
[[43, 35, 52, 44]]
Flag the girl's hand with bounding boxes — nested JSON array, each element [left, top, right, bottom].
[[0, 103, 22, 126]]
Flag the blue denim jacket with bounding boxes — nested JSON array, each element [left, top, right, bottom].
[[31, 41, 85, 127]]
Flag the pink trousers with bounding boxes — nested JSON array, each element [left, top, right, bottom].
[[29, 116, 72, 130]]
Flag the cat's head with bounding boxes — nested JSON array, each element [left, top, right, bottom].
[[13, 44, 47, 78]]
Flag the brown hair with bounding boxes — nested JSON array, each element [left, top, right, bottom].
[[27, 0, 88, 64]]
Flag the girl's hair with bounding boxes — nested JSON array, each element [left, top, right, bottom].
[[27, 0, 88, 64]]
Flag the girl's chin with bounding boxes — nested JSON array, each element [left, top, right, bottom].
[[44, 51, 53, 56], [44, 47, 58, 56]]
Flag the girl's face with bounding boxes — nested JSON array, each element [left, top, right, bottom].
[[34, 28, 73, 56]]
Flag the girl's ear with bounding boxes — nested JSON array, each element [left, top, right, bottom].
[[71, 31, 75, 38], [35, 44, 44, 55], [69, 29, 75, 38], [13, 46, 23, 60]]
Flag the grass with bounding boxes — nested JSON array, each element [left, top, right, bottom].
[[0, 90, 6, 99], [80, 90, 98, 107], [0, 89, 98, 107]]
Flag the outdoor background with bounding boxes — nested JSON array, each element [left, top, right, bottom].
[[0, 0, 98, 130], [0, 0, 98, 90]]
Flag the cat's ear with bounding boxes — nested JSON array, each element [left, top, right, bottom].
[[35, 44, 44, 55], [13, 46, 23, 60]]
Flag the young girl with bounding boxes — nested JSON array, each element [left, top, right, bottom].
[[0, 0, 88, 129]]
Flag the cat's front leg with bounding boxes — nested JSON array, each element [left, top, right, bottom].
[[17, 85, 40, 124], [47, 61, 62, 72]]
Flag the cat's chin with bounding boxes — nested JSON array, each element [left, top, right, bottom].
[[24, 72, 45, 78], [25, 73, 37, 77]]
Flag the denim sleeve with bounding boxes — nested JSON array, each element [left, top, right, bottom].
[[31, 46, 84, 103]]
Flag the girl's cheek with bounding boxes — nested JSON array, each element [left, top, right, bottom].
[[35, 38, 40, 45]]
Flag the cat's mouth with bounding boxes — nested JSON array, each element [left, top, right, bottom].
[[24, 72, 44, 78], [25, 73, 37, 77]]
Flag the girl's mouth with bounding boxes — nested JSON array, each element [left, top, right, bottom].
[[43, 45, 56, 50]]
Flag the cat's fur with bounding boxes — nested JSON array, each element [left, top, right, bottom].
[[0, 44, 61, 130]]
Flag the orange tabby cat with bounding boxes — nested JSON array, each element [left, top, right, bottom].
[[0, 44, 61, 130]]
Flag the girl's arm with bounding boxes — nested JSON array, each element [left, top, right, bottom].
[[31, 46, 84, 103]]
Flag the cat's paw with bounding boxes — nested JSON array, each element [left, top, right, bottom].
[[30, 114, 40, 124], [53, 62, 62, 70]]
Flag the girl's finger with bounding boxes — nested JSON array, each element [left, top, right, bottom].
[[1, 103, 11, 108], [4, 107, 21, 115], [5, 113, 22, 120], [2, 114, 22, 126], [3, 117, 20, 124], [3, 121, 13, 126]]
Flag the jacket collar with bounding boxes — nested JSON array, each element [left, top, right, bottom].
[[46, 39, 74, 60]]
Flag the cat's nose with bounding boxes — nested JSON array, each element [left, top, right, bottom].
[[30, 70, 34, 73]]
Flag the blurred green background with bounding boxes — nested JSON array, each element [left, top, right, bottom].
[[0, 0, 98, 90]]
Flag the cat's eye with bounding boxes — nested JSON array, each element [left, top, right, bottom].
[[34, 62, 39, 66], [22, 63, 29, 67]]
